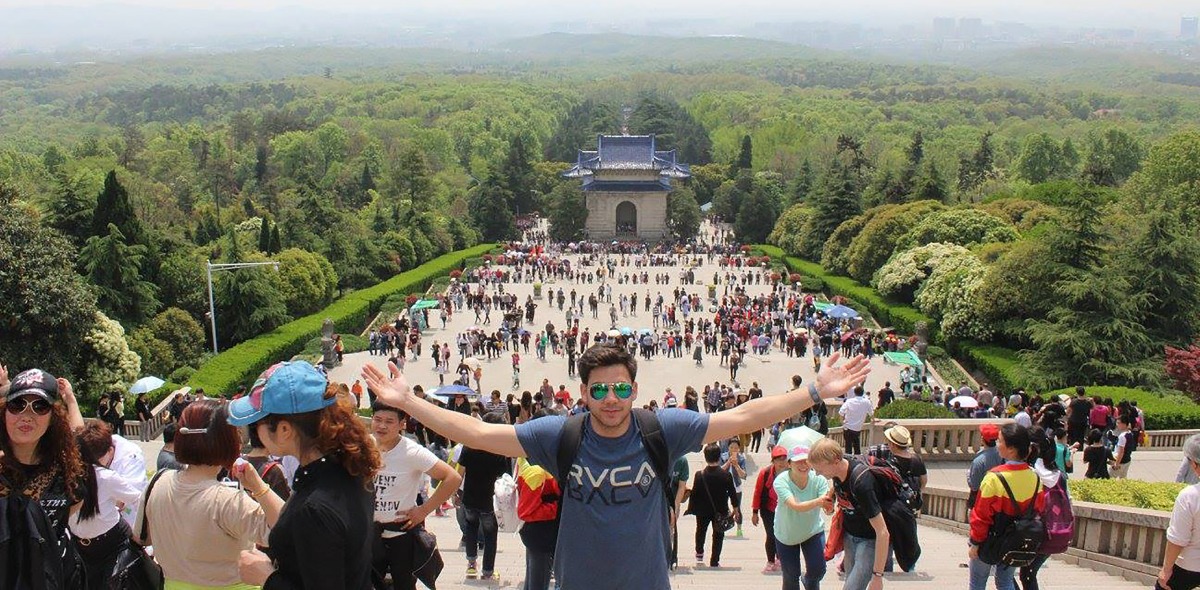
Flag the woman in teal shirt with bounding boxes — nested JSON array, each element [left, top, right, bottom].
[[773, 445, 834, 590]]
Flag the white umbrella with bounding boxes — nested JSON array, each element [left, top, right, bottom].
[[949, 395, 979, 409], [463, 357, 483, 370], [777, 426, 826, 452], [129, 376, 166, 395], [606, 329, 620, 338]]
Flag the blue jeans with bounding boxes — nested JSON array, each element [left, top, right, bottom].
[[842, 534, 876, 590], [462, 507, 498, 573], [776, 532, 827, 590], [969, 557, 1016, 590], [524, 549, 554, 590]]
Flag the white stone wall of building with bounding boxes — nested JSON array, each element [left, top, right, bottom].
[[585, 192, 670, 240]]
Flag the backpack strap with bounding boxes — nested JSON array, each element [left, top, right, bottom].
[[993, 472, 1041, 520], [632, 408, 675, 513]]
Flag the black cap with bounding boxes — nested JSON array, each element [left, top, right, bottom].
[[7, 369, 58, 403]]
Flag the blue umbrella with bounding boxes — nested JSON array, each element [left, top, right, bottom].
[[430, 384, 479, 402], [619, 327, 633, 336], [825, 304, 860, 320], [639, 328, 653, 335]]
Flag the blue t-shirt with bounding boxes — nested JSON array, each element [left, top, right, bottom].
[[516, 409, 709, 590]]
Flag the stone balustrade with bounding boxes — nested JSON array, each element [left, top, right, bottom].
[[828, 419, 1012, 460], [920, 484, 1165, 585], [1147, 429, 1200, 450]]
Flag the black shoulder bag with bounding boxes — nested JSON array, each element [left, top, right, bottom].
[[111, 469, 169, 590]]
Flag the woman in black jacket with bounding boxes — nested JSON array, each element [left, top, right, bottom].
[[229, 361, 381, 590], [685, 443, 738, 568]]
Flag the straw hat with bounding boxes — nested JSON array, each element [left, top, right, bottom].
[[883, 425, 912, 448]]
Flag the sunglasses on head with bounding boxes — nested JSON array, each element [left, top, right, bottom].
[[589, 382, 634, 400], [6, 397, 52, 416]]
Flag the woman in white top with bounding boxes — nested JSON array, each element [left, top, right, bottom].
[[1160, 433, 1200, 590], [70, 421, 144, 590], [69, 422, 142, 587]]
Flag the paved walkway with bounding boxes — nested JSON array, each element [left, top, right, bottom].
[[329, 250, 906, 411]]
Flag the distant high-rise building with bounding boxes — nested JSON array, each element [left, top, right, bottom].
[[958, 18, 984, 39], [933, 17, 956, 38], [1183, 16, 1199, 39]]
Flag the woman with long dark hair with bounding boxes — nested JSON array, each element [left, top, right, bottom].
[[1018, 426, 1068, 590], [0, 369, 87, 587], [230, 361, 381, 590], [69, 421, 144, 590], [967, 423, 1047, 590]]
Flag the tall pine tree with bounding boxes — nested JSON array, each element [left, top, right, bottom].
[[801, 158, 862, 259], [1122, 206, 1200, 346], [258, 217, 272, 253], [79, 223, 159, 326], [735, 135, 753, 172], [91, 171, 144, 246]]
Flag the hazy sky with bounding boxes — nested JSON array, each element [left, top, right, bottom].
[[0, 0, 1193, 29]]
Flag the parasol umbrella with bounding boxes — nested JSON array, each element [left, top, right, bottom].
[[129, 376, 166, 395], [776, 426, 826, 453], [606, 329, 620, 338], [639, 328, 653, 335], [462, 357, 483, 370], [430, 385, 479, 402], [619, 327, 633, 336], [825, 305, 860, 320], [949, 395, 979, 409]]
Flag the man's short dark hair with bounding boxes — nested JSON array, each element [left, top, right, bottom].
[[371, 401, 407, 419], [791, 375, 802, 388], [577, 344, 637, 384], [162, 422, 177, 444], [703, 444, 721, 463]]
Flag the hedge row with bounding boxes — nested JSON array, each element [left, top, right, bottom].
[[758, 246, 936, 339], [874, 399, 957, 420], [1044, 385, 1200, 430], [188, 244, 496, 395], [953, 341, 1022, 396], [1069, 479, 1185, 512]]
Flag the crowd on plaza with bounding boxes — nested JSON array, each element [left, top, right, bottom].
[[4, 228, 1200, 590]]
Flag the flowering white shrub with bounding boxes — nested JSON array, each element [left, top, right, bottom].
[[914, 255, 994, 341], [82, 311, 141, 399], [895, 208, 1019, 251], [873, 242, 973, 303]]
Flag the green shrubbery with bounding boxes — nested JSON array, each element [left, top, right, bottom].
[[875, 399, 957, 420], [1070, 479, 1185, 511], [188, 244, 493, 395], [954, 341, 1021, 395]]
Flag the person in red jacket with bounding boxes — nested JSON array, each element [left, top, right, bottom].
[[752, 445, 789, 573], [516, 410, 561, 590]]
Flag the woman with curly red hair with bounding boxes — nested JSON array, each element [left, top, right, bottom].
[[0, 368, 88, 587], [229, 360, 381, 590]]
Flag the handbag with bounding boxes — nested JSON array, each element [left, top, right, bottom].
[[111, 470, 169, 590], [700, 470, 735, 532]]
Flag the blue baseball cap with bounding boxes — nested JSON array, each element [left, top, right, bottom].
[[227, 361, 335, 426]]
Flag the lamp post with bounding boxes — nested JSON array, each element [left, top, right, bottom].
[[206, 260, 280, 354]]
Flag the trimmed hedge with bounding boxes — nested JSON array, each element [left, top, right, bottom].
[[1044, 385, 1200, 430], [954, 341, 1021, 395], [1070, 479, 1185, 511], [875, 399, 957, 420], [188, 244, 495, 395], [758, 246, 936, 339]]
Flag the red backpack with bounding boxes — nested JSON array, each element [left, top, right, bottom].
[[1039, 477, 1074, 554]]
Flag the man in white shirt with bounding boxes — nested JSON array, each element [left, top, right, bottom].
[[109, 434, 148, 526], [838, 385, 873, 455], [1013, 404, 1032, 428], [371, 402, 462, 589]]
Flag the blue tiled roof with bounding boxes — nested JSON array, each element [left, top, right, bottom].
[[564, 134, 691, 180], [582, 179, 673, 192]]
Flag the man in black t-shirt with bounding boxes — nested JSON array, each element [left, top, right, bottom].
[[808, 438, 888, 590], [1066, 386, 1094, 447]]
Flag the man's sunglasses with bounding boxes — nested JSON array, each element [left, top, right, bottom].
[[6, 397, 52, 416], [589, 382, 634, 400]]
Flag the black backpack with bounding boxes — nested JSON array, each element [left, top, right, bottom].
[[978, 473, 1044, 567], [862, 449, 922, 512], [556, 409, 673, 566]]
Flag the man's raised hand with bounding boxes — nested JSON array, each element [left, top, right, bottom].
[[814, 352, 872, 400], [361, 361, 414, 409]]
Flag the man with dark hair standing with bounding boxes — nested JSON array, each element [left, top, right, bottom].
[[1066, 386, 1093, 447], [362, 344, 869, 590]]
